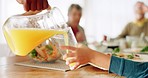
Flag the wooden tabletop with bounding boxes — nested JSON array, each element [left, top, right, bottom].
[[0, 56, 124, 78]]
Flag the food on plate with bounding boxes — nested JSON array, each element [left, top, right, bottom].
[[113, 48, 120, 53], [112, 53, 140, 60], [28, 40, 61, 62], [111, 48, 140, 60], [112, 48, 120, 56], [141, 46, 148, 53], [127, 54, 134, 59]]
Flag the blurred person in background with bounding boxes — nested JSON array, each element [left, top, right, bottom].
[[67, 4, 87, 44], [117, 1, 148, 39]]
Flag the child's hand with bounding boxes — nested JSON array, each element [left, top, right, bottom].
[[16, 0, 50, 11], [61, 44, 95, 70]]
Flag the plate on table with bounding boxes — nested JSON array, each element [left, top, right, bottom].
[[123, 48, 142, 53], [110, 52, 148, 62], [15, 59, 70, 71], [123, 48, 148, 55]]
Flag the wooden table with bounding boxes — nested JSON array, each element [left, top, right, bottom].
[[0, 56, 124, 78]]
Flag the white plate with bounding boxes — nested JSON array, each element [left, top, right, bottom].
[[133, 54, 148, 62], [123, 48, 142, 53]]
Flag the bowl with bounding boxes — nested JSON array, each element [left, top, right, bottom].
[[28, 40, 61, 63]]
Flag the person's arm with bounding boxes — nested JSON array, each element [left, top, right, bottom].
[[16, 0, 50, 11], [61, 45, 148, 77], [116, 23, 130, 39], [61, 45, 111, 70], [142, 3, 148, 12], [110, 56, 148, 78], [80, 27, 87, 45], [76, 26, 87, 45]]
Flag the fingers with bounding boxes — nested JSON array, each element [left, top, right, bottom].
[[65, 57, 80, 70], [43, 0, 49, 10], [22, 0, 50, 11], [61, 45, 84, 70], [61, 46, 77, 51], [23, 0, 30, 11], [30, 0, 37, 11], [142, 4, 148, 12], [63, 52, 75, 60], [37, 0, 43, 11], [65, 57, 77, 65], [70, 62, 80, 70]]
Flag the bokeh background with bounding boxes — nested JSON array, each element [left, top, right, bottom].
[[0, 0, 148, 56]]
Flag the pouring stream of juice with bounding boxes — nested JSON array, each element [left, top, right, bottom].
[[4, 28, 76, 68]]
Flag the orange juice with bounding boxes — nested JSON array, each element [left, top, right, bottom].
[[4, 28, 67, 56], [4, 28, 76, 68]]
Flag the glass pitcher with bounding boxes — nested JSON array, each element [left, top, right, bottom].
[[3, 7, 77, 62]]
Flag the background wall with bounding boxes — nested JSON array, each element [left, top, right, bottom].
[[85, 0, 148, 43], [0, 0, 148, 56]]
